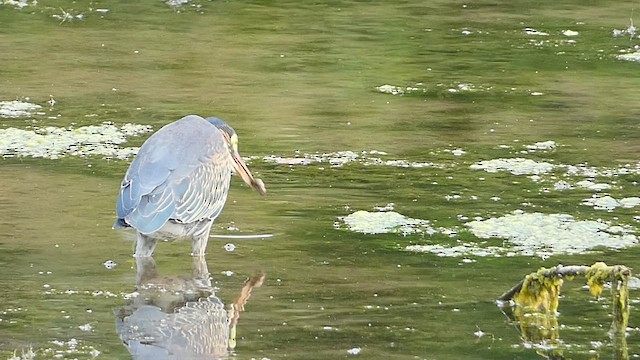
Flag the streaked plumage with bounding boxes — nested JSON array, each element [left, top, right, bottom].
[[114, 115, 266, 257]]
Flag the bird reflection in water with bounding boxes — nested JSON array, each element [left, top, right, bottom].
[[114, 256, 264, 359]]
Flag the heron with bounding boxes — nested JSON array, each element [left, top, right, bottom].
[[115, 256, 265, 359], [114, 115, 266, 257]]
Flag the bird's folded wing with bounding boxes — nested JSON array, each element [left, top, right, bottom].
[[115, 115, 229, 234]]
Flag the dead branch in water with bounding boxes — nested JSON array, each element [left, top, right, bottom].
[[498, 262, 632, 360]]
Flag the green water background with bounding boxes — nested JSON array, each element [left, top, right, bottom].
[[1, 1, 640, 359]]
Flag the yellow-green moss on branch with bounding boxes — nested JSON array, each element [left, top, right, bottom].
[[498, 262, 632, 359]]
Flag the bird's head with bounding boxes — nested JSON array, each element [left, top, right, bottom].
[[207, 117, 266, 196]]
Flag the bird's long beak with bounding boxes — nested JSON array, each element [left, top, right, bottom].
[[231, 151, 266, 196]]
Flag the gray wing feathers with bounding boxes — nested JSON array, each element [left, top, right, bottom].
[[116, 115, 231, 234], [174, 154, 231, 224], [128, 186, 176, 234]]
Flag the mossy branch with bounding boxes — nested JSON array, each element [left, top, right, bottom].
[[498, 262, 632, 359], [498, 265, 589, 302]]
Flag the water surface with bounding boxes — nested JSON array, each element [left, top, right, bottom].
[[1, 1, 640, 359]]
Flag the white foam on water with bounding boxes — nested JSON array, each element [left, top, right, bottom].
[[263, 150, 443, 169], [617, 51, 640, 62], [470, 158, 555, 175], [582, 195, 640, 211], [406, 211, 637, 258], [340, 210, 436, 236], [465, 211, 637, 256], [0, 123, 152, 159], [0, 100, 41, 117]]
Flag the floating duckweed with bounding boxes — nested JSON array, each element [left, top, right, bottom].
[[575, 180, 612, 191], [402, 211, 636, 258], [563, 163, 640, 177], [263, 150, 443, 168], [470, 158, 555, 175], [617, 51, 640, 62], [340, 210, 435, 235], [582, 195, 640, 211], [165, 0, 191, 7], [12, 338, 103, 359], [78, 323, 93, 332], [1, 0, 34, 8], [471, 155, 640, 180], [525, 140, 556, 151], [553, 180, 572, 190], [0, 123, 152, 159], [466, 212, 637, 256], [376, 85, 406, 95], [0, 100, 41, 117], [405, 243, 507, 258]]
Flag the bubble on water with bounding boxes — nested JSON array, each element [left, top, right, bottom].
[[524, 27, 549, 36], [347, 347, 361, 355]]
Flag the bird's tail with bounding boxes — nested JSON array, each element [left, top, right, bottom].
[[112, 218, 131, 229]]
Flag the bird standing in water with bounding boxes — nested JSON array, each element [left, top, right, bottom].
[[114, 115, 266, 257]]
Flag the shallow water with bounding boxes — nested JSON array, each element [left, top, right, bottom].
[[1, 1, 640, 359]]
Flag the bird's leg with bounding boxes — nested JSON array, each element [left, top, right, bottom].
[[134, 233, 158, 257], [191, 255, 212, 288], [135, 256, 159, 285], [192, 255, 210, 278], [191, 220, 213, 256]]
